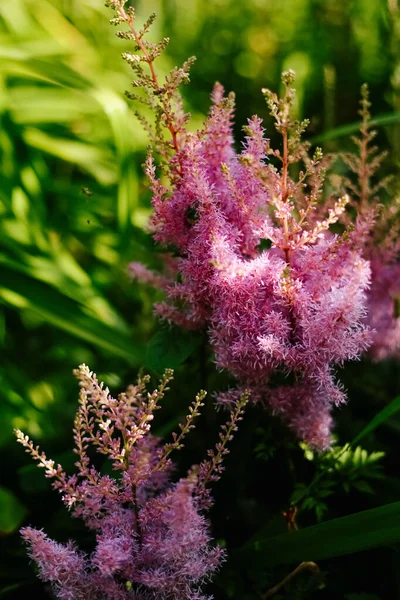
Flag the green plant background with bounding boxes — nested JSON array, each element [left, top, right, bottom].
[[1, 1, 400, 598]]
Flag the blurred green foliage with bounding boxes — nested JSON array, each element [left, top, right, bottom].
[[1, 0, 400, 598]]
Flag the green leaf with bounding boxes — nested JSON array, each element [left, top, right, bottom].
[[310, 112, 400, 144], [23, 128, 116, 185], [0, 584, 28, 598], [0, 307, 5, 345], [145, 327, 203, 372], [9, 86, 98, 124], [290, 484, 309, 505], [351, 480, 375, 494], [239, 501, 400, 567], [0, 486, 28, 534], [315, 503, 328, 522], [0, 263, 142, 364], [351, 396, 400, 446], [0, 247, 129, 333], [17, 464, 50, 494], [92, 89, 141, 234]]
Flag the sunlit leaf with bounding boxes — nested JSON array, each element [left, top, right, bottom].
[[0, 263, 142, 363], [22, 128, 116, 185], [311, 112, 400, 144]]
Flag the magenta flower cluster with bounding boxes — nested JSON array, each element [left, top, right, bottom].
[[15, 366, 248, 600], [108, 0, 399, 450], [130, 78, 375, 450]]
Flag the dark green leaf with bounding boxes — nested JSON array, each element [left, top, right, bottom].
[[290, 484, 309, 505], [145, 327, 203, 372], [239, 502, 400, 566], [352, 396, 400, 446], [351, 480, 375, 494], [17, 464, 50, 494], [0, 583, 27, 598], [0, 263, 142, 363], [0, 308, 5, 345], [0, 486, 28, 534]]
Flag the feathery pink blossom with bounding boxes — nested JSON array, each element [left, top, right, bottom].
[[131, 75, 372, 449], [16, 367, 247, 599]]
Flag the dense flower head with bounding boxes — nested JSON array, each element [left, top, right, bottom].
[[110, 2, 398, 448], [129, 72, 372, 449], [16, 366, 247, 600]]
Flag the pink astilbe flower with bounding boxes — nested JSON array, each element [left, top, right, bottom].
[[16, 367, 248, 600], [366, 255, 400, 360], [205, 230, 370, 448], [341, 84, 400, 360], [122, 47, 372, 447], [20, 529, 92, 600], [138, 480, 225, 598]]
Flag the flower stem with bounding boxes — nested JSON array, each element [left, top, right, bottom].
[[262, 561, 320, 599]]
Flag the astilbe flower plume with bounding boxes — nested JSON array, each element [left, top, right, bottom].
[[15, 366, 248, 600], [340, 84, 400, 360], [110, 2, 374, 450]]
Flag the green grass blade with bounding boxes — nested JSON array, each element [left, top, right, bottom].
[[0, 263, 142, 363], [310, 112, 400, 144], [351, 396, 400, 446], [92, 89, 141, 234], [239, 502, 400, 567], [22, 128, 116, 185]]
